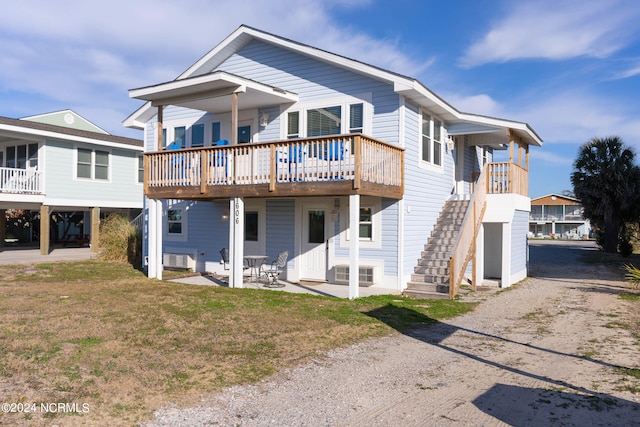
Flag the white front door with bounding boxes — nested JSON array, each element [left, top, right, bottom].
[[301, 205, 329, 281]]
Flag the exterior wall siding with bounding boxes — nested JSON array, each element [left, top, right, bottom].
[[402, 100, 456, 277], [265, 199, 296, 270], [511, 209, 529, 277], [44, 139, 142, 206]]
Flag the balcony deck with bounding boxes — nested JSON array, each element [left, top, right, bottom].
[[0, 167, 43, 195], [144, 134, 404, 200]]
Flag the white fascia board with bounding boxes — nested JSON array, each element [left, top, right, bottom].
[[0, 124, 143, 152], [393, 80, 459, 122], [458, 113, 543, 147], [45, 198, 143, 209]]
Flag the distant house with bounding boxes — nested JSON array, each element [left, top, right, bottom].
[[126, 25, 543, 298], [529, 194, 591, 239], [0, 110, 143, 254]]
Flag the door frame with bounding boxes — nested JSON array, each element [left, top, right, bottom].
[[296, 198, 333, 282]]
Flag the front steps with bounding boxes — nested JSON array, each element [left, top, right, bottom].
[[403, 200, 469, 299]]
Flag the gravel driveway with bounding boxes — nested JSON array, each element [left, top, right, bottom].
[[144, 240, 640, 426]]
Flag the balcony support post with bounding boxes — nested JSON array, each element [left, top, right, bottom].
[[348, 194, 360, 300], [231, 92, 238, 145], [40, 205, 50, 255], [229, 197, 245, 288], [147, 199, 163, 280], [156, 105, 164, 151], [90, 207, 100, 253], [0, 209, 5, 248]]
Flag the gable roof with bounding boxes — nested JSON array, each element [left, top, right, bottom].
[[125, 25, 542, 147], [0, 116, 143, 150], [21, 110, 109, 134]]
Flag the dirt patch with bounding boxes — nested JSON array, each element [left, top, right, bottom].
[[145, 240, 640, 426]]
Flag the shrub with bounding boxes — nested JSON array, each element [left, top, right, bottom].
[[99, 214, 142, 266], [624, 264, 640, 288]]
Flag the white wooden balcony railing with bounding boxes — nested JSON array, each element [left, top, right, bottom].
[[144, 134, 404, 200], [0, 167, 42, 194]]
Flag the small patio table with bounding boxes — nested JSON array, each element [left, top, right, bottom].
[[244, 255, 268, 283]]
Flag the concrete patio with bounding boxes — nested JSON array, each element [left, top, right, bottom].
[[0, 246, 95, 265], [169, 273, 401, 299]]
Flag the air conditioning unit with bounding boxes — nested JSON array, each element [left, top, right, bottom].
[[335, 265, 374, 286], [163, 253, 195, 270]]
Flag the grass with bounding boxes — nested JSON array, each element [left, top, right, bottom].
[[0, 260, 475, 425]]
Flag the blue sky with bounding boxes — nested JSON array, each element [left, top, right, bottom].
[[2, 0, 640, 198]]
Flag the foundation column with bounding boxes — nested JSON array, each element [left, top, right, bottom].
[[40, 205, 50, 255]]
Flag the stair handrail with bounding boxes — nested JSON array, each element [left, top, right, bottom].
[[448, 163, 488, 298]]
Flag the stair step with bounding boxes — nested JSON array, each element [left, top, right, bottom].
[[417, 258, 449, 267], [410, 273, 449, 284], [413, 266, 448, 275], [402, 287, 450, 300]]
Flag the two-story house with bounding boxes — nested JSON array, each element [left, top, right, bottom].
[[125, 25, 542, 299], [529, 194, 591, 239], [0, 110, 143, 254]]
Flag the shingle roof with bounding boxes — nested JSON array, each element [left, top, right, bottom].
[[0, 116, 142, 148]]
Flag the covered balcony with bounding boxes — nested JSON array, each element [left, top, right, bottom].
[[143, 133, 404, 200], [0, 167, 43, 195]]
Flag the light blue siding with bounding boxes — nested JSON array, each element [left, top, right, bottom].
[[44, 139, 141, 205], [401, 101, 456, 275], [333, 197, 399, 277], [511, 210, 529, 274], [265, 199, 296, 269], [218, 39, 400, 144]]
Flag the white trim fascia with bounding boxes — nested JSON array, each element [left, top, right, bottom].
[[43, 198, 143, 209], [0, 124, 143, 152], [0, 194, 46, 204], [129, 71, 297, 105]]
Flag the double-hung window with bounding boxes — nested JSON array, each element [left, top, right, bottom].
[[77, 148, 109, 180], [421, 114, 443, 167], [167, 209, 183, 235], [286, 100, 368, 138], [137, 155, 144, 183]]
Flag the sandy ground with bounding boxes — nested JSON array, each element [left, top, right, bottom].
[[144, 240, 640, 426]]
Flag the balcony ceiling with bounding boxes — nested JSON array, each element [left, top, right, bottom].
[[129, 71, 299, 114]]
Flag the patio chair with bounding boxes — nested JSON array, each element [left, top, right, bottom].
[[261, 250, 289, 287], [220, 248, 230, 270], [220, 247, 250, 272]]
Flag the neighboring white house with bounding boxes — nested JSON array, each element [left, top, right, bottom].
[[0, 110, 144, 254], [125, 25, 542, 298], [529, 194, 591, 239]]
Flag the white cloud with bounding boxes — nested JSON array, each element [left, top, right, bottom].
[[460, 0, 640, 67], [445, 93, 502, 117], [0, 0, 428, 135]]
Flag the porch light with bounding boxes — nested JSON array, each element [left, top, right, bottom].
[[446, 135, 455, 152], [221, 208, 230, 221], [260, 112, 269, 127]]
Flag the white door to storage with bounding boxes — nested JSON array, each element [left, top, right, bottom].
[[301, 206, 328, 281]]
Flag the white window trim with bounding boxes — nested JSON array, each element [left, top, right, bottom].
[[164, 201, 188, 242], [339, 197, 382, 249], [136, 154, 144, 185], [281, 93, 373, 138], [418, 110, 444, 174], [74, 145, 112, 182]]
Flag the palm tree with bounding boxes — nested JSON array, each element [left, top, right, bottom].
[[571, 136, 640, 253]]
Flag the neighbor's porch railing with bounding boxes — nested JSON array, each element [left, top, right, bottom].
[[144, 134, 403, 193], [0, 167, 42, 194], [449, 163, 488, 298]]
